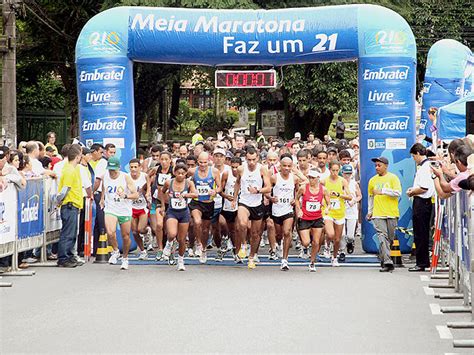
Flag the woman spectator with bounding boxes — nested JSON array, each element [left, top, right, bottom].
[[45, 131, 59, 156], [2, 150, 27, 190]]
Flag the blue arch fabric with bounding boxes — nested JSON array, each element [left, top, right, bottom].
[[76, 5, 417, 253]]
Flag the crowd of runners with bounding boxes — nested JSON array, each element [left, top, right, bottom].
[[93, 131, 363, 272]]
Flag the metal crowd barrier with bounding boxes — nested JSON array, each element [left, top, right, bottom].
[[431, 191, 474, 347], [0, 177, 63, 285]]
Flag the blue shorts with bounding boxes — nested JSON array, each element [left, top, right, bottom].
[[211, 207, 222, 224], [166, 208, 190, 224]]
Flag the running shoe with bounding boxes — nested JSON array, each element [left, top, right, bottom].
[[295, 241, 302, 251], [246, 244, 250, 257], [331, 257, 340, 267], [215, 249, 224, 262], [73, 256, 85, 266], [138, 250, 148, 260], [238, 246, 246, 259], [308, 263, 316, 272], [187, 248, 195, 257], [292, 231, 298, 241], [146, 243, 154, 252], [155, 250, 163, 261], [254, 254, 260, 263], [108, 250, 120, 265], [177, 259, 186, 271], [299, 248, 310, 259], [163, 242, 172, 258], [275, 245, 283, 259], [268, 250, 278, 260], [260, 238, 265, 247], [168, 253, 176, 265], [234, 255, 243, 264], [248, 258, 256, 270], [347, 242, 354, 254], [323, 246, 331, 259], [199, 251, 207, 264], [338, 252, 346, 263], [120, 258, 129, 270], [195, 244, 203, 257], [280, 259, 289, 271]]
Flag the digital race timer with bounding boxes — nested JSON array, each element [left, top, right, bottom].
[[215, 70, 277, 89]]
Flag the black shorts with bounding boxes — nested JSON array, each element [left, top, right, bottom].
[[297, 218, 324, 231], [189, 200, 215, 220], [221, 210, 237, 224], [239, 203, 264, 221], [272, 212, 294, 225], [263, 203, 272, 219]]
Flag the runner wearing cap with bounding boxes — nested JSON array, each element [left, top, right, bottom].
[[100, 156, 139, 270], [295, 169, 330, 272], [341, 164, 361, 257], [323, 161, 352, 267], [188, 152, 222, 264], [232, 147, 271, 268], [367, 156, 401, 272], [161, 163, 198, 271], [267, 154, 304, 271], [129, 158, 151, 261]]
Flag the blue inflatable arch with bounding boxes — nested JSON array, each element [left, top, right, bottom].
[[76, 5, 417, 253], [420, 39, 473, 140]]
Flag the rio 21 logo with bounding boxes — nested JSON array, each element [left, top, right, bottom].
[[89, 31, 120, 46]]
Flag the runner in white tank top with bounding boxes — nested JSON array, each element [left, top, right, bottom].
[[220, 157, 241, 259], [232, 148, 271, 269], [267, 155, 304, 271], [129, 159, 151, 261], [100, 157, 139, 270]]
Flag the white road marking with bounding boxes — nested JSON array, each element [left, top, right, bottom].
[[436, 325, 453, 339], [424, 286, 435, 296], [420, 275, 430, 282], [430, 303, 442, 315]]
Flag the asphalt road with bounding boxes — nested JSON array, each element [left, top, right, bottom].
[[1, 256, 473, 354]]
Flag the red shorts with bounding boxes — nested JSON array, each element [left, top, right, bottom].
[[132, 208, 147, 220]]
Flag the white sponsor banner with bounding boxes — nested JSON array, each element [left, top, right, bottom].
[[385, 138, 407, 150], [44, 178, 62, 232], [0, 183, 17, 244]]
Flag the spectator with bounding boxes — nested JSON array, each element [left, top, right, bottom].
[[0, 146, 9, 192], [57, 145, 83, 268], [53, 144, 72, 180], [2, 150, 26, 190], [45, 131, 59, 156], [18, 141, 27, 153], [407, 143, 435, 272], [256, 129, 266, 144], [104, 143, 116, 159], [307, 132, 315, 144], [192, 128, 204, 145], [26, 141, 56, 178], [431, 145, 472, 198], [334, 116, 345, 140], [45, 146, 61, 168]]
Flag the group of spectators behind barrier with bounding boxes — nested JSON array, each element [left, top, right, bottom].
[[0, 177, 63, 272]]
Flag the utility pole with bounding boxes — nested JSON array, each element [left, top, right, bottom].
[[1, 0, 19, 148]]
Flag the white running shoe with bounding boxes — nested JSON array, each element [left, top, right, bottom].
[[246, 244, 250, 257], [254, 254, 260, 263], [323, 247, 331, 259], [187, 248, 195, 257], [146, 243, 154, 251], [299, 248, 310, 260], [309, 263, 316, 272], [275, 245, 283, 259], [108, 250, 120, 265], [331, 257, 340, 267], [163, 242, 172, 258], [177, 259, 185, 271], [259, 238, 265, 247], [195, 244, 203, 257], [280, 259, 289, 271], [199, 251, 207, 264], [120, 258, 129, 270], [138, 250, 148, 260]]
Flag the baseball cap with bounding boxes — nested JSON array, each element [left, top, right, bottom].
[[342, 164, 353, 174], [308, 169, 320, 178], [225, 151, 234, 159], [371, 156, 389, 165], [107, 156, 121, 170], [294, 132, 301, 139], [82, 147, 91, 155], [327, 146, 338, 153], [213, 148, 226, 156]]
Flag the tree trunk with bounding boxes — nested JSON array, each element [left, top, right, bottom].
[[57, 64, 78, 140], [312, 110, 334, 140], [168, 75, 181, 130]]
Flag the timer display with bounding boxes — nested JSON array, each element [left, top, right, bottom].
[[215, 70, 277, 89]]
